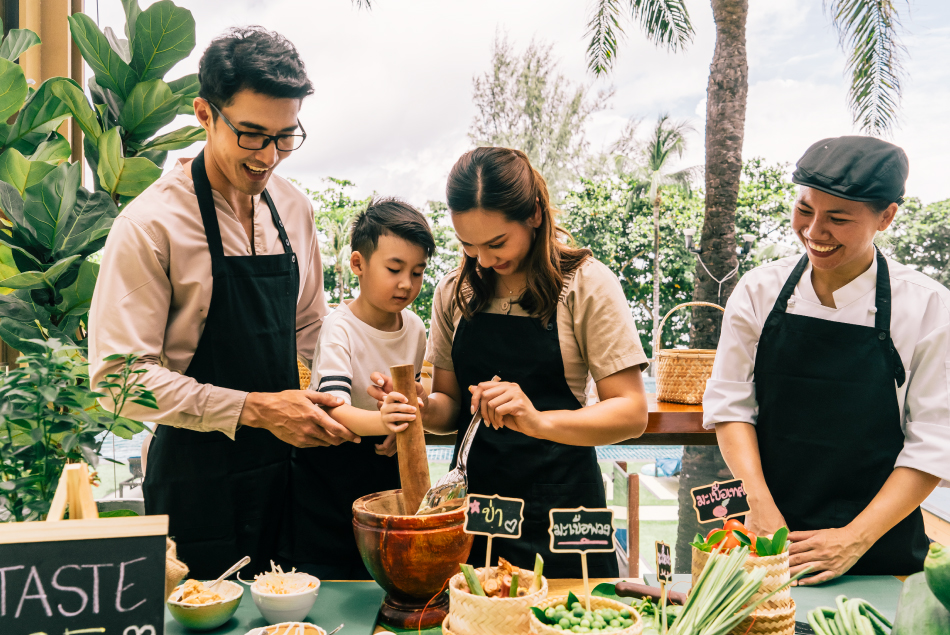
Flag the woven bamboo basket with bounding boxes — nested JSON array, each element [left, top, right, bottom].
[[731, 599, 796, 635], [447, 569, 548, 635], [653, 301, 724, 405], [529, 595, 643, 635], [297, 359, 312, 391], [691, 546, 791, 611]]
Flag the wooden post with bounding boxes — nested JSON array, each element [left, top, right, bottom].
[[390, 363, 431, 514], [628, 473, 640, 578]]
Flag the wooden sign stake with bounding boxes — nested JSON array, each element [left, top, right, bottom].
[[581, 552, 591, 612], [47, 463, 99, 521], [391, 364, 431, 514], [464, 494, 525, 571], [485, 536, 493, 569], [549, 507, 616, 615]]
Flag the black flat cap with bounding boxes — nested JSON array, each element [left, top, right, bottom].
[[792, 136, 909, 204]]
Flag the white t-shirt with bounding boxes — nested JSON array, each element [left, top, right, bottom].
[[310, 302, 427, 411], [703, 253, 950, 487]]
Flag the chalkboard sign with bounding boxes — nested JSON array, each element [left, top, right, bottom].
[[464, 494, 524, 539], [548, 507, 615, 554], [655, 541, 672, 583], [690, 479, 751, 523], [0, 516, 168, 635]]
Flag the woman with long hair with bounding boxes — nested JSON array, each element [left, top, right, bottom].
[[376, 147, 649, 577]]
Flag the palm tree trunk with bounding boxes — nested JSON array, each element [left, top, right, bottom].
[[653, 197, 661, 352], [676, 0, 749, 573]]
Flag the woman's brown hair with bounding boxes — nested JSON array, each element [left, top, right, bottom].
[[446, 147, 591, 323]]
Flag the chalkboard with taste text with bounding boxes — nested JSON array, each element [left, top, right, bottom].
[[0, 520, 167, 635], [548, 507, 615, 554]]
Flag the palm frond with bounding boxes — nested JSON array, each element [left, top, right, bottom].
[[586, 0, 626, 75], [825, 0, 908, 135], [629, 0, 695, 53], [352, 0, 372, 9]]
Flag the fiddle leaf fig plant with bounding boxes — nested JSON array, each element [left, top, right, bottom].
[[0, 0, 204, 355]]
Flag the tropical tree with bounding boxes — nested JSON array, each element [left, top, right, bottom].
[[624, 115, 699, 344], [586, 0, 912, 570]]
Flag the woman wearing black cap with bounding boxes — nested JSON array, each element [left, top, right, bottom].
[[705, 136, 949, 583]]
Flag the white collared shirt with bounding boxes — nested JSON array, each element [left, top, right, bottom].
[[703, 253, 950, 486]]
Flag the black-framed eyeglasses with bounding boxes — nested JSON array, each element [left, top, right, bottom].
[[209, 101, 307, 152]]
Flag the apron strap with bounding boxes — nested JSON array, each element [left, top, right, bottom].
[[262, 189, 294, 255], [773, 254, 810, 314], [873, 248, 906, 387]]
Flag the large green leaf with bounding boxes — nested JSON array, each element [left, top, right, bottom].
[[29, 134, 72, 164], [103, 26, 132, 64], [0, 149, 56, 196], [130, 1, 196, 82], [138, 125, 204, 152], [55, 260, 98, 317], [68, 13, 138, 100], [54, 188, 119, 260], [0, 57, 28, 122], [22, 162, 82, 254], [96, 128, 162, 198], [0, 270, 49, 290], [168, 73, 199, 114], [118, 79, 181, 140], [0, 28, 41, 62], [122, 0, 143, 43], [0, 244, 17, 294], [49, 80, 103, 143], [5, 78, 74, 149]]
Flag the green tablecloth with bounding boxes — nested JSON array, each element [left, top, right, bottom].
[[164, 581, 386, 635]]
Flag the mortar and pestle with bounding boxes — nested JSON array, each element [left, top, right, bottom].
[[353, 364, 474, 630]]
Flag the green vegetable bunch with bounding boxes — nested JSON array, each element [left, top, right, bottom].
[[531, 591, 637, 633], [0, 339, 156, 521], [807, 596, 892, 635]]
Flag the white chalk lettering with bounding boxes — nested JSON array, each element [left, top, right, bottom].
[[116, 557, 147, 613], [0, 565, 25, 616], [80, 563, 113, 614], [52, 565, 88, 617], [15, 566, 52, 618]]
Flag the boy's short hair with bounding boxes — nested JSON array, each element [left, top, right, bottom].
[[351, 198, 436, 260], [199, 26, 314, 110]]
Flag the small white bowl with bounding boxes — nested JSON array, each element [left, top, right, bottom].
[[245, 623, 327, 635], [250, 576, 321, 624]]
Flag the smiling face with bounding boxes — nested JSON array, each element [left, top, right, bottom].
[[451, 207, 541, 277], [791, 187, 897, 274], [195, 90, 302, 196], [351, 233, 428, 315]]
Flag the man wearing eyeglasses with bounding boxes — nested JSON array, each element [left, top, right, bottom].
[[89, 27, 357, 579]]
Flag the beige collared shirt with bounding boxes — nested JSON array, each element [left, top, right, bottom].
[[88, 158, 329, 439]]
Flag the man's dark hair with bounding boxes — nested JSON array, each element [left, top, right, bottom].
[[351, 198, 436, 261], [198, 26, 314, 110]]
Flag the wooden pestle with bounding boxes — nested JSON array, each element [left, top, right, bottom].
[[390, 363, 431, 514]]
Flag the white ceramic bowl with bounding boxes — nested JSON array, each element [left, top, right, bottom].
[[250, 576, 321, 624], [245, 623, 327, 635]]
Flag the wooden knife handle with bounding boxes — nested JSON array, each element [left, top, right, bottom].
[[391, 364, 431, 514], [614, 581, 687, 605]]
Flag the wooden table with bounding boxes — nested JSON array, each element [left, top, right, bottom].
[[424, 394, 711, 447]]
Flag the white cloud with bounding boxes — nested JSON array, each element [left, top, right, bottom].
[[91, 0, 950, 205]]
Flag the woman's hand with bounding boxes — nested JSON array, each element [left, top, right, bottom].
[[379, 392, 415, 434], [743, 499, 787, 537], [374, 434, 398, 457], [788, 527, 871, 585], [470, 380, 546, 438]]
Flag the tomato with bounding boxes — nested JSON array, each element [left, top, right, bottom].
[[720, 532, 741, 550], [723, 518, 748, 533]]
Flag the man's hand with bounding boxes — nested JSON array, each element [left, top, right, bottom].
[[367, 372, 428, 410], [239, 390, 360, 448], [375, 434, 398, 457], [788, 526, 870, 585], [743, 499, 788, 537]]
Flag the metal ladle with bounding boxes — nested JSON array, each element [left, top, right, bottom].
[[416, 375, 500, 515]]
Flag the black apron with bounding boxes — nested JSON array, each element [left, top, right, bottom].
[[754, 249, 928, 575], [281, 426, 400, 579], [451, 284, 619, 579], [144, 150, 299, 580]]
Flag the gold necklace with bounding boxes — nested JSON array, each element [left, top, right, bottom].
[[500, 277, 526, 297]]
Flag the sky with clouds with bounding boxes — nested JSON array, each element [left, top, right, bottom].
[[94, 0, 950, 205]]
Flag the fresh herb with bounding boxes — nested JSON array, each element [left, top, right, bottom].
[[460, 563, 485, 596], [807, 595, 892, 635]]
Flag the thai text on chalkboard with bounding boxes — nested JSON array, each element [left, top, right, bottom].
[[690, 478, 751, 523], [548, 507, 616, 554], [464, 494, 524, 539]]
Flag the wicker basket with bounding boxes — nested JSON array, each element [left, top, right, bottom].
[[447, 569, 548, 635], [529, 595, 643, 635], [731, 599, 796, 635], [691, 546, 791, 611], [654, 301, 724, 404], [297, 359, 312, 391]]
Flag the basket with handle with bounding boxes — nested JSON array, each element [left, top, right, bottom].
[[653, 301, 724, 405]]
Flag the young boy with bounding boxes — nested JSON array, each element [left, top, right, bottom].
[[281, 197, 434, 579]]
